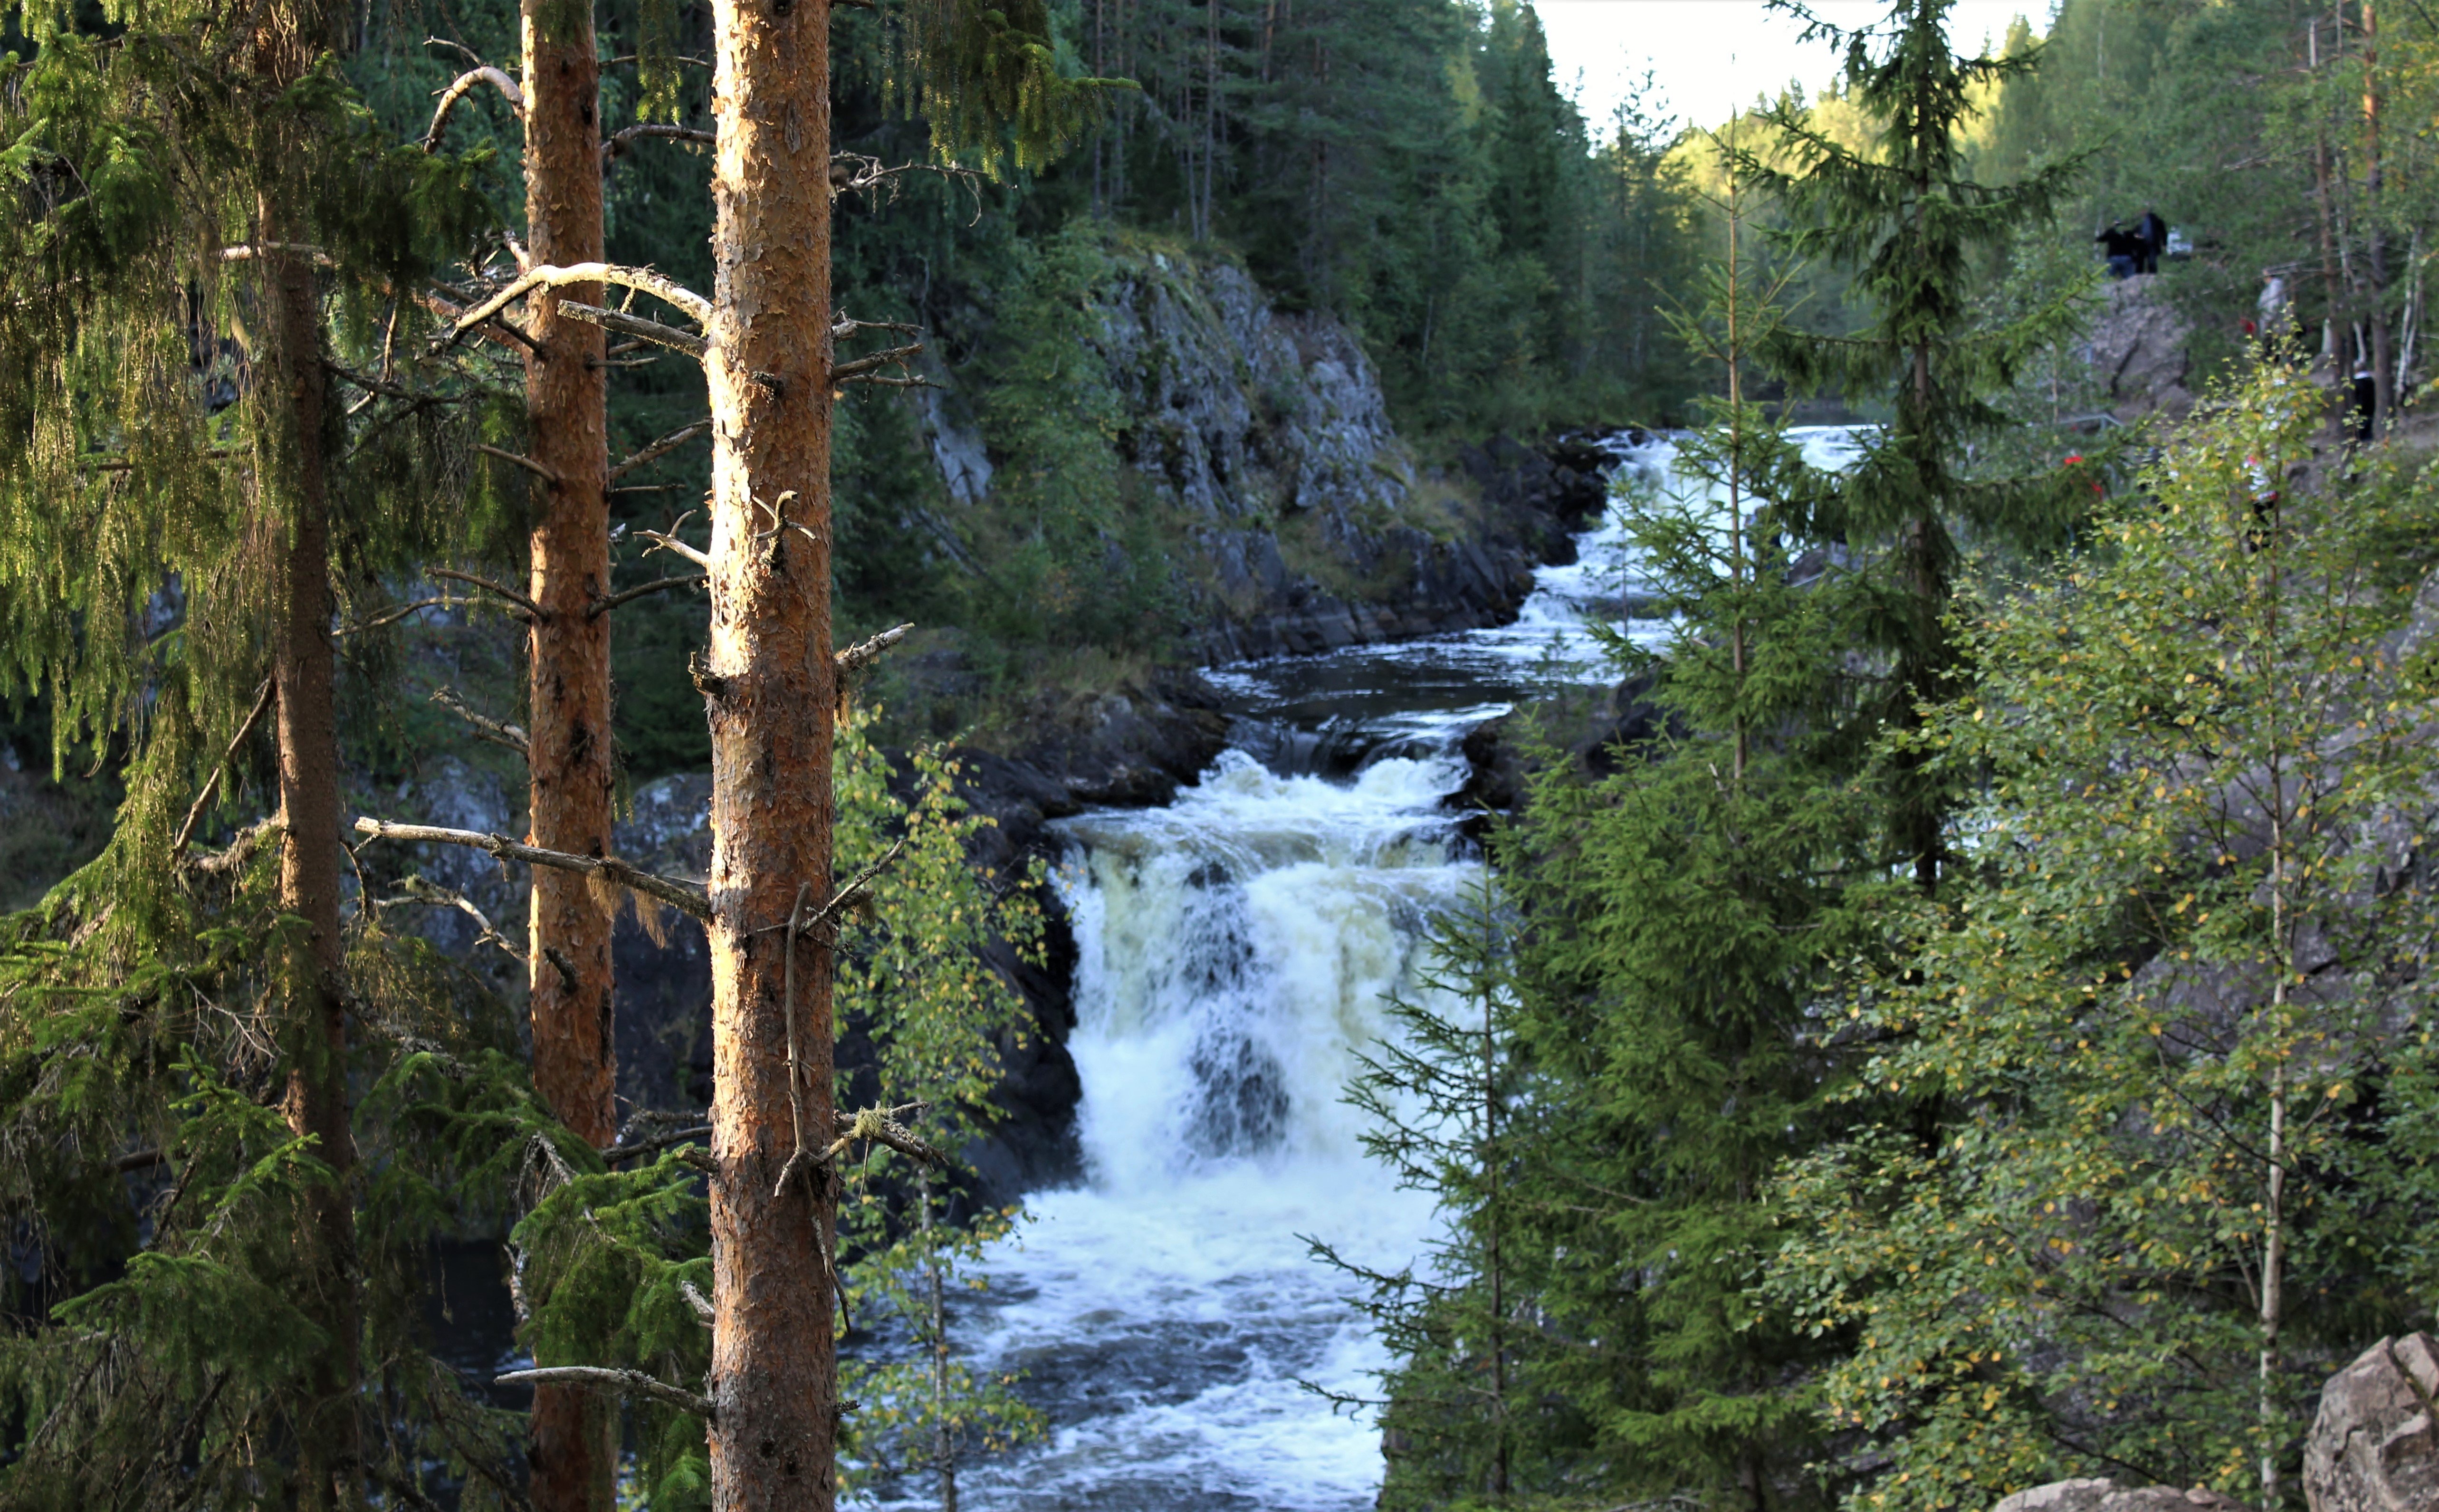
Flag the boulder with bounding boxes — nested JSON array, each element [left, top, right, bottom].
[[2305, 1333, 2439, 1512]]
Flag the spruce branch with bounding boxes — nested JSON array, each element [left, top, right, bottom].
[[608, 419, 711, 482], [559, 301, 706, 359], [602, 123, 715, 162], [429, 567, 546, 622], [494, 1368, 713, 1419], [170, 676, 274, 861], [424, 66, 525, 151], [472, 443, 563, 487], [429, 685, 530, 756], [441, 263, 710, 348], [352, 817, 711, 920], [588, 574, 706, 618]]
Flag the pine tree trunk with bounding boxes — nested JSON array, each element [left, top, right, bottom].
[[519, 0, 618, 1502], [702, 0, 840, 1500], [263, 221, 363, 1512]]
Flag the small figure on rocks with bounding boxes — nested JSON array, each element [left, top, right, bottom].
[[2097, 222, 2144, 279], [2136, 208, 2169, 274]]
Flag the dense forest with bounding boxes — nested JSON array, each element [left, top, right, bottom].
[[9, 0, 2439, 1508]]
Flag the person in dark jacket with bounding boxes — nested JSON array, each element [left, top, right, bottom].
[[2096, 223, 2143, 279], [2135, 209, 2169, 274]]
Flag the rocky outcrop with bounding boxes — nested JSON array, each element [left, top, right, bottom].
[[2304, 1333, 2439, 1512], [2088, 274, 2197, 424], [1991, 1483, 2247, 1512]]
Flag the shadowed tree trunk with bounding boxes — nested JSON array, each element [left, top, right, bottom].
[[700, 0, 841, 1500], [518, 0, 618, 1502]]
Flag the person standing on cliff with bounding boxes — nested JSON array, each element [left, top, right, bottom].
[[2135, 208, 2168, 274]]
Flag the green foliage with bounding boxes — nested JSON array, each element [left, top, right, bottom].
[[1764, 367, 2439, 1509]]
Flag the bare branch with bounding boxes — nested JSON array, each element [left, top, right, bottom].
[[839, 373, 939, 391], [559, 301, 705, 359], [441, 263, 709, 348], [830, 342, 923, 382], [376, 874, 528, 965], [604, 1125, 713, 1164], [353, 817, 711, 921], [171, 677, 275, 861], [603, 124, 715, 163], [336, 596, 474, 636], [77, 447, 238, 473], [680, 1280, 716, 1326], [494, 1368, 712, 1420], [834, 622, 912, 681], [832, 312, 924, 339], [218, 243, 332, 265], [429, 567, 545, 622], [424, 67, 525, 152], [473, 443, 563, 487], [418, 290, 541, 355], [826, 1103, 946, 1168], [589, 574, 706, 619], [430, 685, 530, 756], [640, 512, 711, 570], [608, 419, 711, 482]]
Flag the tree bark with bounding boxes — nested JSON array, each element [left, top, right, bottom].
[[702, 0, 840, 1500], [519, 0, 618, 1503]]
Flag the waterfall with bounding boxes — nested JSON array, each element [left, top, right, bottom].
[[865, 427, 1863, 1511]]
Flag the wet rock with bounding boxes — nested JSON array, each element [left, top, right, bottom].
[[1452, 670, 1673, 820], [2304, 1333, 2439, 1512]]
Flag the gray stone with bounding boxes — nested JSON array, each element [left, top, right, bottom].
[[1988, 1479, 2249, 1512], [2305, 1333, 2439, 1512]]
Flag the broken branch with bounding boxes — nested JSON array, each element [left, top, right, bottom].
[[473, 443, 562, 487], [603, 124, 715, 162], [558, 301, 705, 359], [424, 66, 524, 151], [608, 419, 711, 482], [834, 623, 913, 682], [442, 263, 710, 348], [640, 513, 711, 570], [353, 817, 711, 921], [428, 567, 545, 622], [494, 1368, 712, 1420], [170, 676, 275, 862], [830, 342, 923, 382], [589, 574, 706, 618], [430, 685, 530, 756]]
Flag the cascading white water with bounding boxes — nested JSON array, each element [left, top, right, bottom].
[[861, 427, 1864, 1511]]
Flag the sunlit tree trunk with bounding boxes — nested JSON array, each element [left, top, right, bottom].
[[701, 0, 841, 1500], [519, 0, 618, 1501]]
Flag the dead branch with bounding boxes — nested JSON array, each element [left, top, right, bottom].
[[424, 66, 524, 151], [640, 512, 711, 570], [353, 817, 711, 921], [494, 1368, 712, 1420], [376, 874, 527, 965], [418, 290, 541, 355], [430, 685, 530, 756], [558, 301, 705, 359], [588, 574, 706, 618], [834, 623, 913, 681], [473, 443, 563, 487], [603, 123, 715, 163], [832, 312, 924, 339], [170, 676, 274, 861], [830, 342, 923, 382], [608, 419, 711, 482], [826, 1103, 946, 1168], [604, 1124, 712, 1164], [675, 1146, 717, 1176], [429, 567, 545, 622], [78, 447, 237, 473], [839, 374, 939, 390], [217, 243, 332, 265], [681, 1280, 715, 1326], [441, 263, 709, 348], [186, 818, 280, 879], [753, 838, 905, 945], [335, 596, 475, 636]]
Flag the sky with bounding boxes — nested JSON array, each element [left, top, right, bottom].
[[1534, 0, 2047, 138]]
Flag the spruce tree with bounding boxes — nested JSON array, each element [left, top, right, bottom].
[[1740, 0, 2091, 892], [1490, 134, 1882, 1508]]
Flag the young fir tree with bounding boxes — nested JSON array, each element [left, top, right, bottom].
[[1316, 872, 1531, 1508], [1763, 367, 2439, 1510], [1486, 133, 1883, 1509], [1739, 0, 2092, 893]]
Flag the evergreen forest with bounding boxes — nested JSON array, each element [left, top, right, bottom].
[[8, 0, 2439, 1508]]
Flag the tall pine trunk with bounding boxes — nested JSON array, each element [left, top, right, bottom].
[[519, 0, 618, 1502], [702, 0, 841, 1499], [262, 219, 362, 1512]]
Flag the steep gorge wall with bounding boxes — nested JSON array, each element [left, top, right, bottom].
[[923, 244, 1611, 662]]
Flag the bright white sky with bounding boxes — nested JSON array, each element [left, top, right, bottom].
[[1534, 0, 2048, 138]]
